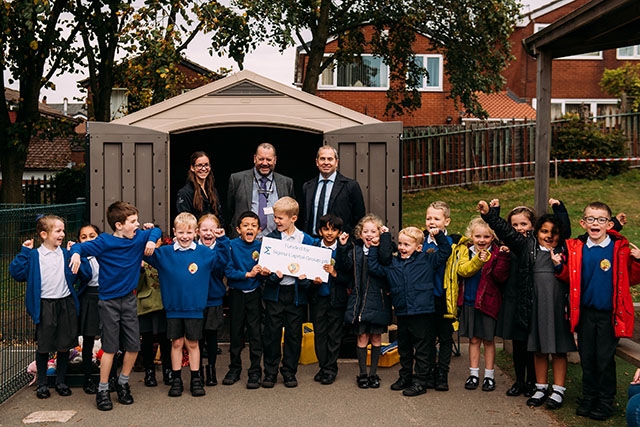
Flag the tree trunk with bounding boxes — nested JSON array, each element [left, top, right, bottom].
[[0, 149, 28, 203], [301, 0, 331, 95]]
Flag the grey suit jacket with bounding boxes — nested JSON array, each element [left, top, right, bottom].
[[226, 169, 295, 237]]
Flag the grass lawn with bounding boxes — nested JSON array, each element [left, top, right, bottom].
[[496, 349, 635, 426], [402, 168, 640, 242], [402, 169, 640, 426]]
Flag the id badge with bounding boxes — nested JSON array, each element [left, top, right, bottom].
[[264, 206, 274, 216]]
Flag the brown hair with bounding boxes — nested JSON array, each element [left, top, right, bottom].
[[106, 201, 138, 232], [186, 151, 219, 217], [583, 201, 612, 218]]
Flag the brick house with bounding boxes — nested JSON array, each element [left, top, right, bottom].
[[294, 1, 639, 125], [79, 57, 221, 121], [2, 88, 84, 185]]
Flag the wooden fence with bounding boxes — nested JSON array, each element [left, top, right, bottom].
[[402, 113, 640, 191]]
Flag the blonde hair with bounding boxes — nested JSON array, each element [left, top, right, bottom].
[[273, 196, 299, 217], [353, 213, 384, 239], [399, 226, 424, 245], [174, 212, 198, 229], [465, 217, 496, 241], [36, 214, 64, 243], [427, 201, 450, 219], [198, 213, 220, 228]]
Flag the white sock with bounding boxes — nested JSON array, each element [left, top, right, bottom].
[[550, 384, 566, 402], [484, 369, 494, 380], [470, 367, 479, 378], [532, 383, 548, 399]]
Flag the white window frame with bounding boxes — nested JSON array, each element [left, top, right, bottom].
[[617, 45, 640, 59], [532, 98, 619, 118], [412, 54, 444, 92], [534, 24, 602, 60], [318, 53, 444, 92], [319, 54, 389, 90]]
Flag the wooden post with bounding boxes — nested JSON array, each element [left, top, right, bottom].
[[534, 51, 552, 216]]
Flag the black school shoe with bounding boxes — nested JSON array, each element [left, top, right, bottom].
[[368, 374, 381, 388], [526, 387, 548, 407], [506, 381, 523, 397], [168, 377, 183, 397], [523, 382, 536, 397], [589, 402, 614, 421], [403, 383, 427, 397], [576, 397, 596, 417], [390, 377, 412, 391], [464, 375, 479, 390], [356, 374, 369, 389], [481, 377, 496, 392], [314, 370, 324, 382], [190, 377, 206, 397], [115, 382, 134, 404], [435, 369, 449, 391], [546, 388, 564, 410], [222, 370, 240, 385], [144, 368, 157, 387], [262, 374, 276, 388], [55, 383, 72, 397], [246, 374, 261, 389], [36, 385, 51, 399], [83, 378, 98, 395], [96, 390, 113, 411], [283, 374, 298, 388]]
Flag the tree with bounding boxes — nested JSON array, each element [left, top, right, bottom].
[[1, 0, 82, 203], [600, 63, 640, 113], [236, 0, 519, 118], [75, 0, 133, 122]]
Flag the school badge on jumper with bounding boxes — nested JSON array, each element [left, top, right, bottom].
[[252, 251, 260, 261], [600, 258, 611, 272], [188, 263, 198, 274], [288, 263, 300, 274]]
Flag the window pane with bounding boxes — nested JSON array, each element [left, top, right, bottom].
[[619, 46, 634, 57], [337, 56, 386, 87], [426, 57, 440, 87], [321, 66, 334, 86]]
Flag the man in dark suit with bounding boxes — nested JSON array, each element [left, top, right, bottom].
[[227, 143, 295, 238], [301, 145, 366, 237]]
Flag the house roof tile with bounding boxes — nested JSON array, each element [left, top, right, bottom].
[[475, 91, 537, 120]]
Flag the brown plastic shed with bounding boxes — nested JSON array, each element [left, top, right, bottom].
[[86, 70, 403, 234]]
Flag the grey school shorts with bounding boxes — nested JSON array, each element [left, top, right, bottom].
[[98, 293, 141, 353]]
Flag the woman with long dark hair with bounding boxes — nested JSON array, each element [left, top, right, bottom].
[[176, 151, 223, 225]]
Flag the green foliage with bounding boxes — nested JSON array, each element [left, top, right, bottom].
[[551, 116, 629, 179], [52, 167, 86, 204], [235, 0, 519, 118], [600, 62, 640, 112]]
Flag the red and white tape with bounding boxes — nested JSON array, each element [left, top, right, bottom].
[[403, 157, 640, 179]]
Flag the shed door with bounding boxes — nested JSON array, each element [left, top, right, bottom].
[[324, 121, 403, 235], [87, 122, 168, 231]]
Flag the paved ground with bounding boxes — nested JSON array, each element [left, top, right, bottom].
[[0, 341, 559, 427]]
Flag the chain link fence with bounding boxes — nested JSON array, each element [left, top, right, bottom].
[[0, 202, 86, 404]]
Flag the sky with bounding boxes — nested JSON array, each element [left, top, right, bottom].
[[4, 1, 549, 105]]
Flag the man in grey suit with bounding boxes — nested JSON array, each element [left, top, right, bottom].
[[227, 143, 295, 238], [301, 145, 366, 237]]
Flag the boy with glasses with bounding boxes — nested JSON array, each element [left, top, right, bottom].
[[557, 202, 640, 421]]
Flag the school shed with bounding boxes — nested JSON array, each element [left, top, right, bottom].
[[86, 70, 402, 234]]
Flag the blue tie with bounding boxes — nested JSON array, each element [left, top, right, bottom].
[[258, 177, 269, 229]]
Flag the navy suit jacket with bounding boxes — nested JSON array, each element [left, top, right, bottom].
[[226, 169, 295, 237], [301, 172, 366, 236]]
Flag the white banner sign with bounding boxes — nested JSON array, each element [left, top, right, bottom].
[[259, 237, 332, 282]]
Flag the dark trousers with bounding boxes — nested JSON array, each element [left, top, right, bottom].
[[426, 296, 454, 372], [577, 307, 619, 404], [263, 286, 304, 377], [228, 288, 263, 376], [310, 295, 345, 375], [397, 313, 436, 385], [141, 332, 171, 370]]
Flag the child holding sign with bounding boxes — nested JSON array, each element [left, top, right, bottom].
[[261, 197, 318, 388]]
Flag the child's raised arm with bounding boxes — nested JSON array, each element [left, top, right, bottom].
[[477, 200, 490, 215]]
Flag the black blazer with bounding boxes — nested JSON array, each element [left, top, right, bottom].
[[301, 172, 366, 236]]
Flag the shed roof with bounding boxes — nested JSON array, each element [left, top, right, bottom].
[[112, 70, 381, 133], [524, 0, 640, 58], [472, 91, 537, 120]]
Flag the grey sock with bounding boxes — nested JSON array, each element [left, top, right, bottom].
[[118, 373, 129, 386], [356, 347, 368, 375], [369, 346, 381, 376]]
